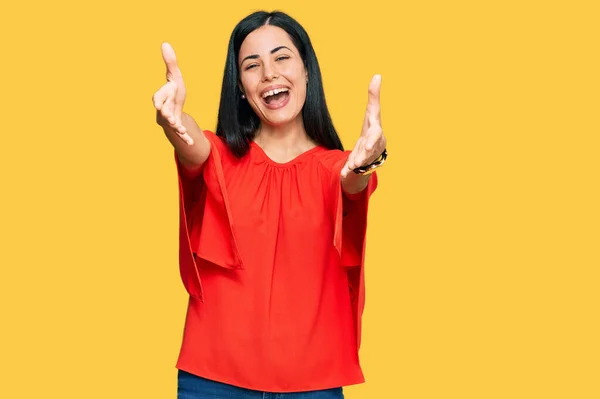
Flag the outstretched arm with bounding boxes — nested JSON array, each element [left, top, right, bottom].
[[341, 74, 387, 194], [152, 42, 210, 175]]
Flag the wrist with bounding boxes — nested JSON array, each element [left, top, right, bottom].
[[353, 148, 387, 175]]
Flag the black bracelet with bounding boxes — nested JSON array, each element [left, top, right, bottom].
[[352, 149, 387, 175]]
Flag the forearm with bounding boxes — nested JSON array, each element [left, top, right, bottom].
[[341, 172, 371, 195]]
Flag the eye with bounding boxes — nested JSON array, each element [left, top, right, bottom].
[[245, 63, 258, 70], [276, 55, 290, 61]]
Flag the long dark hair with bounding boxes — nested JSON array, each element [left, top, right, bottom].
[[215, 10, 344, 158]]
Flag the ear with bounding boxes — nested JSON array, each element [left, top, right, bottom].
[[238, 81, 246, 96]]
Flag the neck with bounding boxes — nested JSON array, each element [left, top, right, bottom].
[[254, 116, 314, 151]]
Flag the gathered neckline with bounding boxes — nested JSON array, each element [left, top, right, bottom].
[[250, 141, 325, 167]]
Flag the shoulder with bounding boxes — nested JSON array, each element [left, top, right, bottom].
[[202, 129, 227, 152], [202, 130, 246, 167]]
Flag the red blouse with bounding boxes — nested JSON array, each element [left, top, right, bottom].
[[173, 130, 377, 392]]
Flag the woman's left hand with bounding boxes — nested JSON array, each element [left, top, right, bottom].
[[341, 74, 387, 178]]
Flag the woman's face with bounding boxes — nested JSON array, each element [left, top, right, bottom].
[[238, 25, 308, 127]]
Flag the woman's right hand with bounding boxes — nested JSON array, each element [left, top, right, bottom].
[[153, 42, 194, 146]]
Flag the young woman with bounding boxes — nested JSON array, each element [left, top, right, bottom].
[[152, 10, 387, 399]]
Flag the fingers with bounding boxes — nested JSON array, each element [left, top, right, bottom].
[[346, 148, 358, 173], [342, 133, 386, 178], [352, 142, 370, 169], [177, 131, 194, 146], [364, 116, 384, 151], [153, 43, 192, 145], [341, 162, 350, 178], [153, 82, 176, 120], [152, 89, 167, 111], [162, 94, 177, 125], [343, 74, 385, 176], [159, 106, 193, 145], [341, 149, 357, 179], [341, 140, 363, 178], [159, 42, 186, 126], [341, 148, 370, 178], [173, 95, 184, 129], [152, 83, 192, 144], [367, 74, 381, 123], [364, 74, 383, 151], [365, 132, 378, 151], [161, 42, 182, 79], [341, 159, 352, 179]]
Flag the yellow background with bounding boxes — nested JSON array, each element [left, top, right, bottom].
[[1, 0, 598, 398]]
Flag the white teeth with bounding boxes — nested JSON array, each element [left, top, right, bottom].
[[262, 88, 289, 98]]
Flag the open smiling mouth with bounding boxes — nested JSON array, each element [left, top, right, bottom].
[[262, 88, 290, 109]]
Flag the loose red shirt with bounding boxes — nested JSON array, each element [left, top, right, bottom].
[[173, 130, 377, 392]]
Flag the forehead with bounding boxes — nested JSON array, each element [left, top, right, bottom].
[[239, 25, 298, 59]]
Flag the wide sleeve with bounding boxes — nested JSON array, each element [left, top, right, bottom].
[[175, 130, 244, 302], [323, 152, 378, 350]]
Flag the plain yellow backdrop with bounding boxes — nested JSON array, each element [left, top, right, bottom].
[[1, 0, 598, 398]]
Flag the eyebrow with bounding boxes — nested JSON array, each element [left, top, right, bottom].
[[241, 46, 291, 65]]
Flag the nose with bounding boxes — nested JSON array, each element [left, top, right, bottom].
[[261, 61, 278, 82]]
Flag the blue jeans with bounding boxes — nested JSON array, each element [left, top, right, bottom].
[[177, 370, 344, 399]]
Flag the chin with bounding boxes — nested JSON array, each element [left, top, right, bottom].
[[261, 109, 302, 127]]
